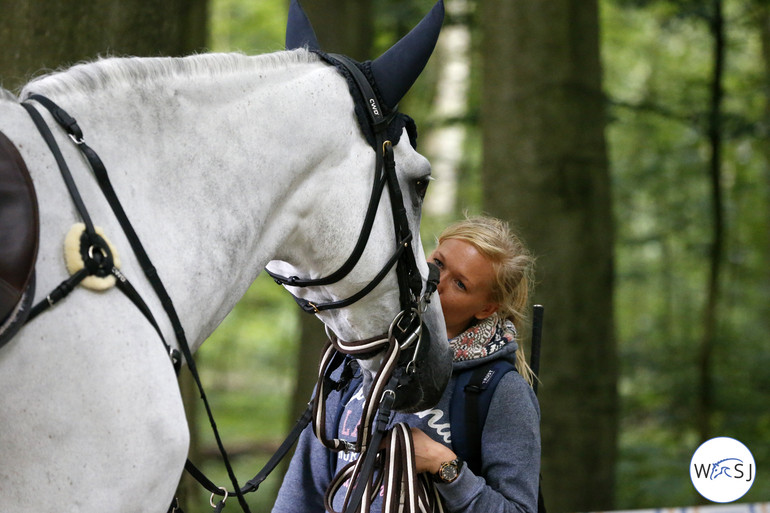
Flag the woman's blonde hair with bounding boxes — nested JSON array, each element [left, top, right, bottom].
[[437, 215, 537, 385]]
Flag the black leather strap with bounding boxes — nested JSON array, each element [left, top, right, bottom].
[[265, 172, 387, 289], [183, 404, 313, 496], [342, 382, 396, 513], [22, 95, 251, 512], [290, 231, 411, 314], [327, 54, 389, 129], [20, 101, 96, 242], [267, 53, 422, 317], [187, 351, 350, 498], [26, 268, 88, 321]]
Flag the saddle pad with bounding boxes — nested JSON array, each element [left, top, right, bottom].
[[0, 128, 39, 323]]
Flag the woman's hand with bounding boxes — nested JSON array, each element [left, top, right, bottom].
[[410, 427, 457, 474]]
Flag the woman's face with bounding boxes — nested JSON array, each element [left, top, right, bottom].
[[429, 238, 499, 339]]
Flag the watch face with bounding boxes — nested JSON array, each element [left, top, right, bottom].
[[441, 465, 458, 481], [438, 460, 460, 482]]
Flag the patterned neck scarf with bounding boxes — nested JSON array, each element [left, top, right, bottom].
[[450, 312, 517, 362]]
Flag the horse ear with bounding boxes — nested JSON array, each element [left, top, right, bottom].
[[285, 0, 321, 51], [370, 0, 445, 110]]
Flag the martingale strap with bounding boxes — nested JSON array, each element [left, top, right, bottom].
[[21, 95, 254, 513]]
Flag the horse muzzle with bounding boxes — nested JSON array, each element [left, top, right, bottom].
[[388, 264, 451, 412], [389, 306, 451, 413]]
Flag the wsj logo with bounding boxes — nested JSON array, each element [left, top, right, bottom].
[[692, 457, 753, 482], [690, 437, 755, 503]]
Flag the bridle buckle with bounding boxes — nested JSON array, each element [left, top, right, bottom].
[[389, 308, 421, 351]]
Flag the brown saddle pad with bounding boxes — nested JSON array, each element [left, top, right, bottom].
[[0, 128, 39, 329]]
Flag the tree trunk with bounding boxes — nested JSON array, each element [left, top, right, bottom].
[[0, 0, 207, 92], [757, 0, 770, 333], [302, 0, 374, 61], [423, 0, 472, 224], [480, 0, 617, 511], [696, 0, 725, 447]]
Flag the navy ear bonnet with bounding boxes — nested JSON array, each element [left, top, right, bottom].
[[286, 0, 443, 150], [315, 53, 419, 150]]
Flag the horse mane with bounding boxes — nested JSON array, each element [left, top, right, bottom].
[[20, 49, 320, 98], [0, 88, 16, 101]]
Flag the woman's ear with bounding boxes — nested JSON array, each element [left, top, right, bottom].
[[474, 302, 499, 321]]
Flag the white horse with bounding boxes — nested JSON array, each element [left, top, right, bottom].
[[0, 3, 450, 511]]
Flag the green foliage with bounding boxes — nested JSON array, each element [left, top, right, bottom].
[[210, 0, 288, 53], [604, 0, 770, 506]]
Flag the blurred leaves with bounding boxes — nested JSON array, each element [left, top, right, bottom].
[[605, 0, 770, 506]]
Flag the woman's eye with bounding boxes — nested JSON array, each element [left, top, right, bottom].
[[432, 258, 443, 269], [456, 280, 466, 291]]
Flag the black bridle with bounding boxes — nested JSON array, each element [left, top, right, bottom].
[[218, 53, 445, 513], [265, 53, 424, 320]]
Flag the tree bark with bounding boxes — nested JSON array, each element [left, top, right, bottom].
[[696, 0, 725, 447], [302, 0, 374, 61], [756, 0, 770, 328], [0, 0, 207, 92], [480, 0, 617, 510]]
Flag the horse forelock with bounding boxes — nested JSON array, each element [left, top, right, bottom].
[[19, 49, 320, 98]]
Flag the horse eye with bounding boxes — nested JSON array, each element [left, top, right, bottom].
[[415, 177, 431, 200]]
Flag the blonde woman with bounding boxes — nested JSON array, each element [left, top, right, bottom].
[[273, 216, 540, 513], [411, 215, 540, 512]]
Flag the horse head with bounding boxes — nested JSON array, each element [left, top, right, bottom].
[[272, 0, 451, 413]]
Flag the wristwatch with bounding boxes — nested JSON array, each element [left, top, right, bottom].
[[433, 458, 463, 483]]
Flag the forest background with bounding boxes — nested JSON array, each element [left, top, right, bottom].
[[1, 0, 768, 512]]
